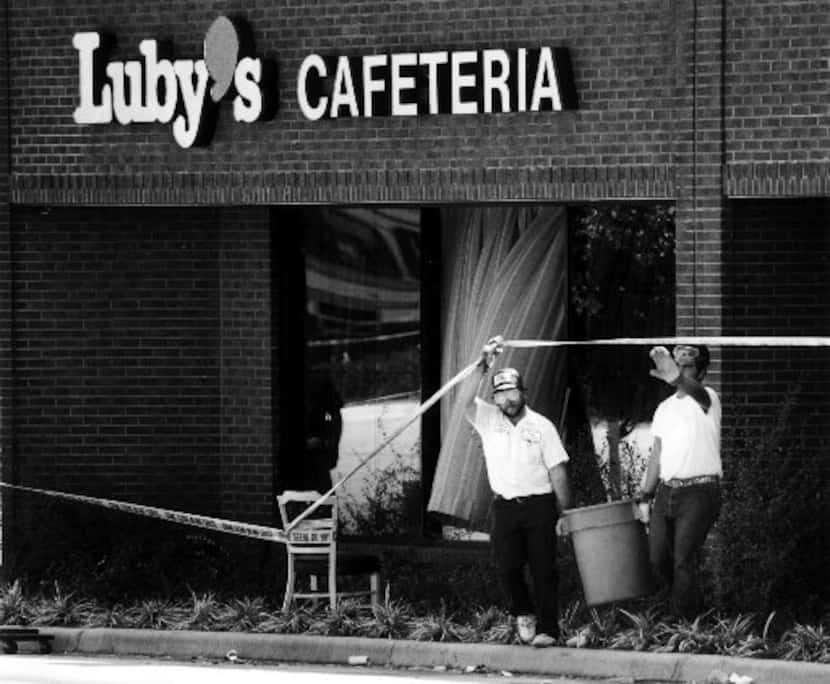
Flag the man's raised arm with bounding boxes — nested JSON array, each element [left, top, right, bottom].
[[649, 345, 711, 413], [459, 335, 504, 424]]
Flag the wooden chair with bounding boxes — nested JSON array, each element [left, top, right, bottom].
[[277, 490, 381, 612]]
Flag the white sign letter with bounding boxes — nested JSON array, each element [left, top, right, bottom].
[[362, 54, 387, 117], [172, 60, 209, 148], [391, 53, 417, 116], [530, 47, 562, 111], [141, 39, 177, 124], [517, 48, 527, 112], [451, 51, 478, 114], [73, 32, 112, 124], [482, 49, 510, 114], [233, 57, 263, 123], [419, 51, 448, 114], [297, 54, 328, 121], [330, 56, 359, 118]]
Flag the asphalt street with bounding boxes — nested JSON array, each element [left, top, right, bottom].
[[0, 655, 662, 684]]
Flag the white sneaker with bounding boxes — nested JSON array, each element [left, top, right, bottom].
[[531, 632, 557, 648], [516, 614, 537, 643]]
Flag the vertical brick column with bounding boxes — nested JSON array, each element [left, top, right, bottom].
[[674, 0, 725, 382], [0, 0, 12, 574], [218, 207, 274, 526]]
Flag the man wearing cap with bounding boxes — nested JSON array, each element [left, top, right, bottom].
[[638, 344, 722, 618], [456, 336, 572, 647]]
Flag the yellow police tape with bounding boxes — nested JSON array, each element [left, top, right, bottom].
[[3, 335, 830, 540]]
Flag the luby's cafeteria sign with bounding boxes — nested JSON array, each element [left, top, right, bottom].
[[73, 15, 577, 148]]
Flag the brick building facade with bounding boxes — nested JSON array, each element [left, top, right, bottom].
[[0, 1, 828, 574]]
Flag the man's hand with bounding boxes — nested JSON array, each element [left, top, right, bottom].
[[555, 516, 569, 537], [649, 346, 680, 385], [480, 335, 504, 370]]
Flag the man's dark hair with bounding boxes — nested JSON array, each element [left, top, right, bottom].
[[694, 344, 710, 373], [676, 344, 710, 374]]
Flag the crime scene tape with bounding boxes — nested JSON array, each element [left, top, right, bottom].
[[504, 336, 830, 348], [0, 482, 286, 544]]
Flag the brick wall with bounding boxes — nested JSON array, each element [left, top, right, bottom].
[[674, 0, 725, 383], [12, 206, 222, 507], [7, 0, 682, 203], [218, 207, 274, 526], [726, 1, 830, 165], [8, 206, 273, 552], [725, 1, 830, 195], [0, 0, 11, 568], [722, 199, 830, 444]]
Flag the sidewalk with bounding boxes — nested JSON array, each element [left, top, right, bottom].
[[39, 627, 830, 683]]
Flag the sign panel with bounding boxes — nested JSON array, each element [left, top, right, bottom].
[[72, 15, 577, 148]]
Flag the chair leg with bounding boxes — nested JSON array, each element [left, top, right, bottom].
[[310, 575, 320, 610], [329, 552, 337, 611], [282, 554, 295, 614], [370, 572, 381, 606]]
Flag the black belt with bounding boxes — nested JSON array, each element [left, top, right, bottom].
[[662, 475, 720, 488], [494, 492, 553, 504]]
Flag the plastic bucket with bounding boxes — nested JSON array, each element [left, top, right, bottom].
[[562, 499, 655, 606]]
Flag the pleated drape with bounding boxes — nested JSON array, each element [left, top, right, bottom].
[[427, 206, 570, 529]]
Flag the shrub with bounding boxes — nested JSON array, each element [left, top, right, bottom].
[[780, 623, 830, 663], [711, 395, 830, 619], [27, 582, 97, 627], [7, 498, 280, 601], [2, 575, 830, 662], [0, 579, 29, 625], [378, 547, 503, 616], [340, 458, 422, 537], [361, 587, 412, 639]]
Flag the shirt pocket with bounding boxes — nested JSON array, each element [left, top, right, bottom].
[[518, 427, 544, 465]]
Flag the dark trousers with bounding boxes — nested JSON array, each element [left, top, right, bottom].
[[490, 493, 559, 636], [649, 481, 721, 618]]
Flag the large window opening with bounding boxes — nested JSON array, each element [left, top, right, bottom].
[[566, 204, 676, 506], [273, 203, 675, 540], [273, 207, 426, 537]]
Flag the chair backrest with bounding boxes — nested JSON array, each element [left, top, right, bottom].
[[276, 490, 337, 554]]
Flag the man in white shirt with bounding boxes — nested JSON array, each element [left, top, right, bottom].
[[638, 344, 722, 617], [456, 336, 572, 647]]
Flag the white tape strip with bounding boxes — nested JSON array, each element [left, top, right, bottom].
[[505, 336, 830, 348], [0, 482, 286, 544]]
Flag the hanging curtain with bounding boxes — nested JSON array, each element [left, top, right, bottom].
[[427, 205, 569, 529]]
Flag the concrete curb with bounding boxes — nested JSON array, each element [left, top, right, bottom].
[[44, 628, 830, 683]]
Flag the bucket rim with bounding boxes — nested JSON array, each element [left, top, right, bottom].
[[560, 498, 640, 533], [562, 498, 637, 515]]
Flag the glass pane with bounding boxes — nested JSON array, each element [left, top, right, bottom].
[[568, 203, 675, 505], [305, 207, 422, 536]]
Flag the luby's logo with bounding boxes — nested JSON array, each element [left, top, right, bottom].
[[73, 16, 277, 148]]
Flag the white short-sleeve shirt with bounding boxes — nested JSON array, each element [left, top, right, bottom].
[[470, 397, 569, 499], [651, 387, 722, 480]]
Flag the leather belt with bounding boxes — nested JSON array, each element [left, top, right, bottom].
[[494, 492, 553, 504], [662, 475, 720, 488]]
